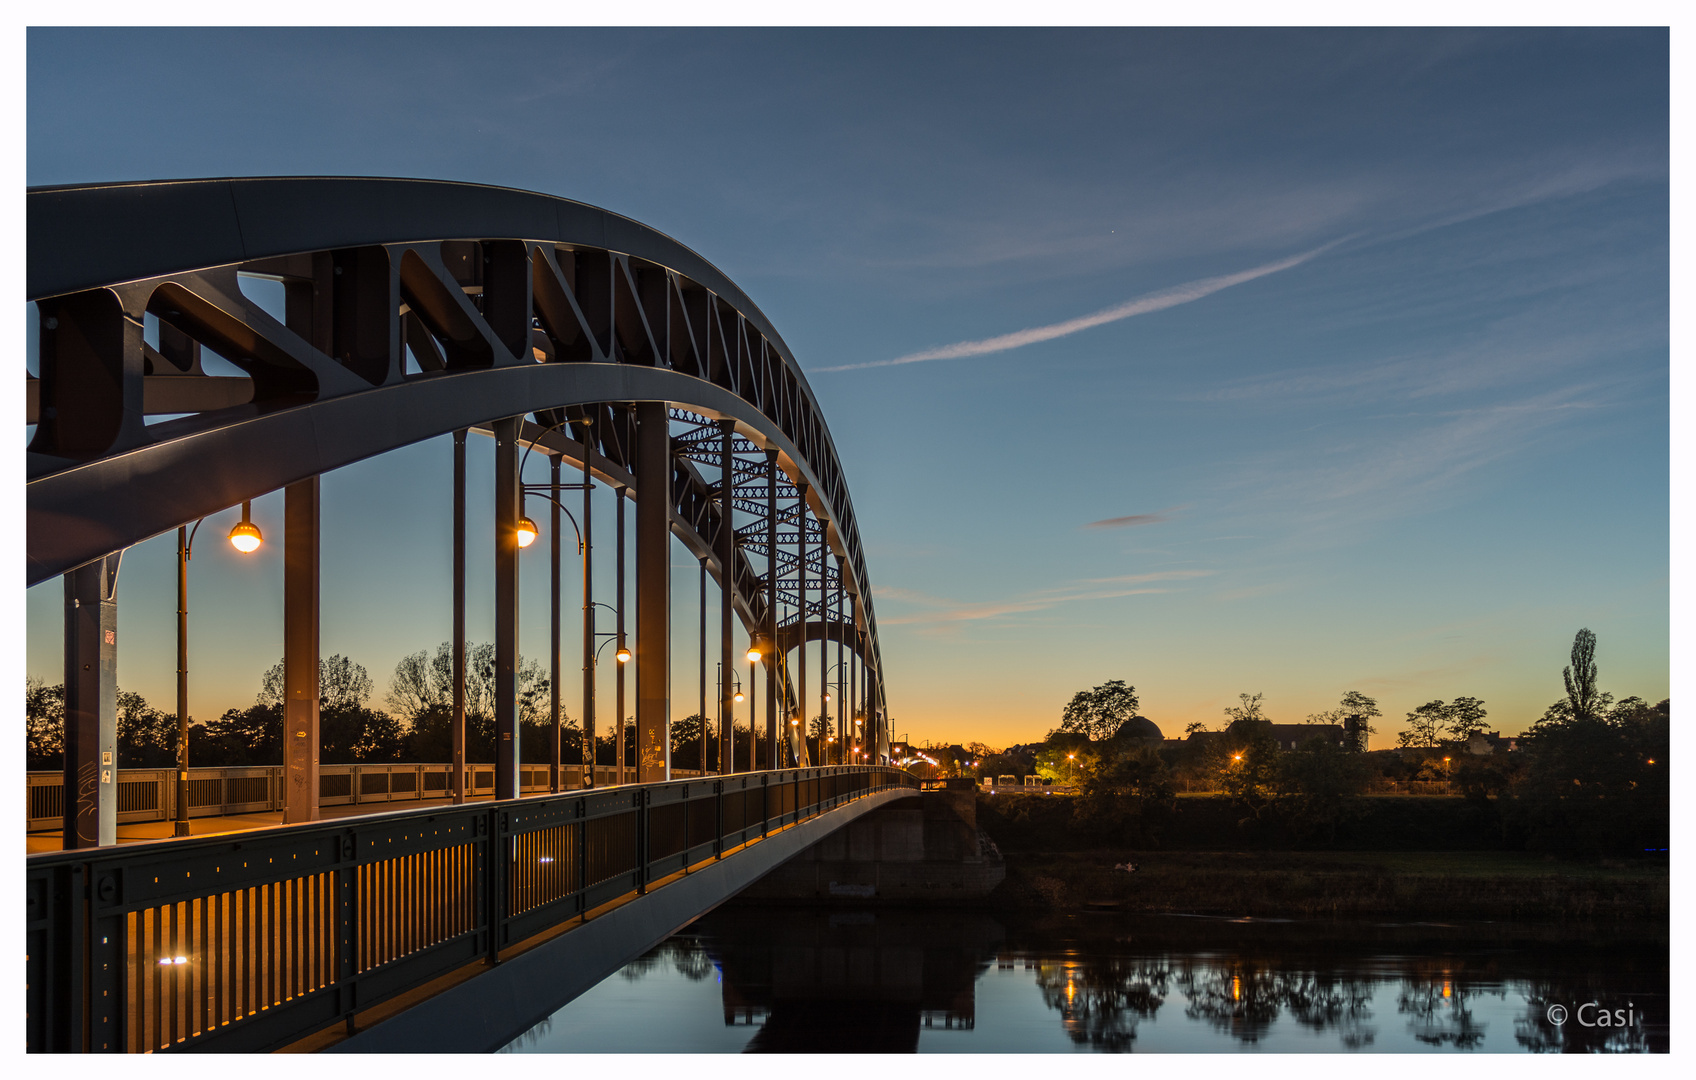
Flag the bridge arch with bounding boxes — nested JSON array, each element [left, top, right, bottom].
[[28, 178, 892, 835]]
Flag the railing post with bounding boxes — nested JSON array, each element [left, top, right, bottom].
[[485, 806, 505, 964], [87, 864, 122, 1052], [636, 788, 651, 895], [714, 780, 724, 859], [336, 829, 358, 1032]]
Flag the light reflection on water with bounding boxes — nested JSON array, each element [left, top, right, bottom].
[[499, 908, 1666, 1054]]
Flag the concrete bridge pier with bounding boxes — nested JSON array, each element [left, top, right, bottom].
[[737, 781, 1005, 903]]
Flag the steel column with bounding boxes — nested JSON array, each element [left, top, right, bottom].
[[550, 453, 562, 793], [452, 429, 467, 804], [62, 554, 118, 848], [836, 572, 844, 767], [493, 416, 520, 801], [174, 527, 191, 836], [283, 478, 319, 824], [796, 481, 808, 768], [699, 557, 707, 774], [617, 482, 627, 785], [634, 401, 671, 783], [580, 419, 595, 785], [764, 448, 778, 769], [718, 421, 735, 775]]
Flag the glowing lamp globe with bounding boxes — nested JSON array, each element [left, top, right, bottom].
[[615, 644, 632, 663], [746, 647, 761, 663], [228, 520, 263, 553], [516, 516, 539, 548]]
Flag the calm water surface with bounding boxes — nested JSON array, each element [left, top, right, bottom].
[[500, 906, 1667, 1053]]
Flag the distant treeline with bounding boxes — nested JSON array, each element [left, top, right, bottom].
[[24, 642, 765, 772]]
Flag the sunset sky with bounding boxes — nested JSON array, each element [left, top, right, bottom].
[[24, 27, 1669, 750]]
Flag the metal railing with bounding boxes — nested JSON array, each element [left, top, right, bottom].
[[26, 764, 712, 831], [25, 765, 916, 1053]]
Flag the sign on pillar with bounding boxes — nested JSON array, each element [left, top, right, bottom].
[[63, 552, 121, 848]]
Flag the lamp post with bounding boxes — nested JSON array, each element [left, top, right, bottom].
[[512, 424, 652, 789], [746, 641, 761, 771], [174, 501, 264, 837], [716, 662, 745, 773], [822, 660, 851, 766], [585, 612, 630, 781]]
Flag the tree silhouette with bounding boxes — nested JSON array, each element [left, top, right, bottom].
[[1060, 680, 1141, 742], [1563, 627, 1603, 722]]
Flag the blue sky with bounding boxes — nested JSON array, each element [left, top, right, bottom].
[[24, 27, 1669, 747]]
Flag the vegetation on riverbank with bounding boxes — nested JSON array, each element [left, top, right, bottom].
[[990, 849, 1669, 922]]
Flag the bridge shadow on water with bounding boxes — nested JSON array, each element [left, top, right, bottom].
[[502, 907, 1667, 1053], [714, 907, 1002, 1053]]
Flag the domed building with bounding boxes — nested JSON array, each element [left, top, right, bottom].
[[1112, 715, 1164, 743]]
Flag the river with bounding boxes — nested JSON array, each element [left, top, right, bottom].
[[499, 905, 1667, 1053]]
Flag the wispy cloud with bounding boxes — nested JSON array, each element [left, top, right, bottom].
[[813, 240, 1348, 373], [877, 570, 1212, 628], [1084, 507, 1181, 530]]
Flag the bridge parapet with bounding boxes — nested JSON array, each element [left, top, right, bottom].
[[26, 765, 916, 1053]]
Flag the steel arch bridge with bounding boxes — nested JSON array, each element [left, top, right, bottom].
[[27, 177, 891, 842]]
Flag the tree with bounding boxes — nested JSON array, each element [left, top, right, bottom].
[[259, 653, 374, 712], [1223, 692, 1268, 727], [1278, 735, 1371, 842], [1397, 700, 1446, 748], [1310, 690, 1381, 752], [257, 654, 409, 764], [116, 689, 179, 767], [1073, 744, 1174, 843], [806, 711, 834, 763], [1218, 722, 1280, 815], [1184, 721, 1208, 737], [672, 713, 716, 771], [1443, 696, 1489, 742], [202, 704, 283, 766], [25, 678, 63, 769], [1563, 628, 1604, 722], [1059, 680, 1141, 742], [1509, 694, 1668, 856], [387, 642, 554, 762]]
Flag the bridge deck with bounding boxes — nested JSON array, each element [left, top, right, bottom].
[[26, 792, 512, 854], [28, 766, 916, 1053]]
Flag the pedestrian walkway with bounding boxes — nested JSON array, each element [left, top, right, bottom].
[[26, 792, 506, 855]]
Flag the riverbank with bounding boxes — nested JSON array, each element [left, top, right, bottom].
[[991, 850, 1669, 922]]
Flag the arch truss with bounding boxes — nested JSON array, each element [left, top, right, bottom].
[[26, 177, 892, 847]]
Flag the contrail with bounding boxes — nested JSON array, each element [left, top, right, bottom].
[[815, 239, 1346, 373]]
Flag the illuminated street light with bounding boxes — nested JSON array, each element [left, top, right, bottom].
[[515, 515, 539, 548], [615, 638, 631, 664], [227, 500, 263, 553], [746, 646, 762, 663], [178, 501, 263, 837]]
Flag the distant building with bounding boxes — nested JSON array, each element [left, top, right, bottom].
[[1466, 731, 1517, 756], [1112, 715, 1165, 742], [1186, 721, 1347, 751], [1265, 724, 1347, 751]]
